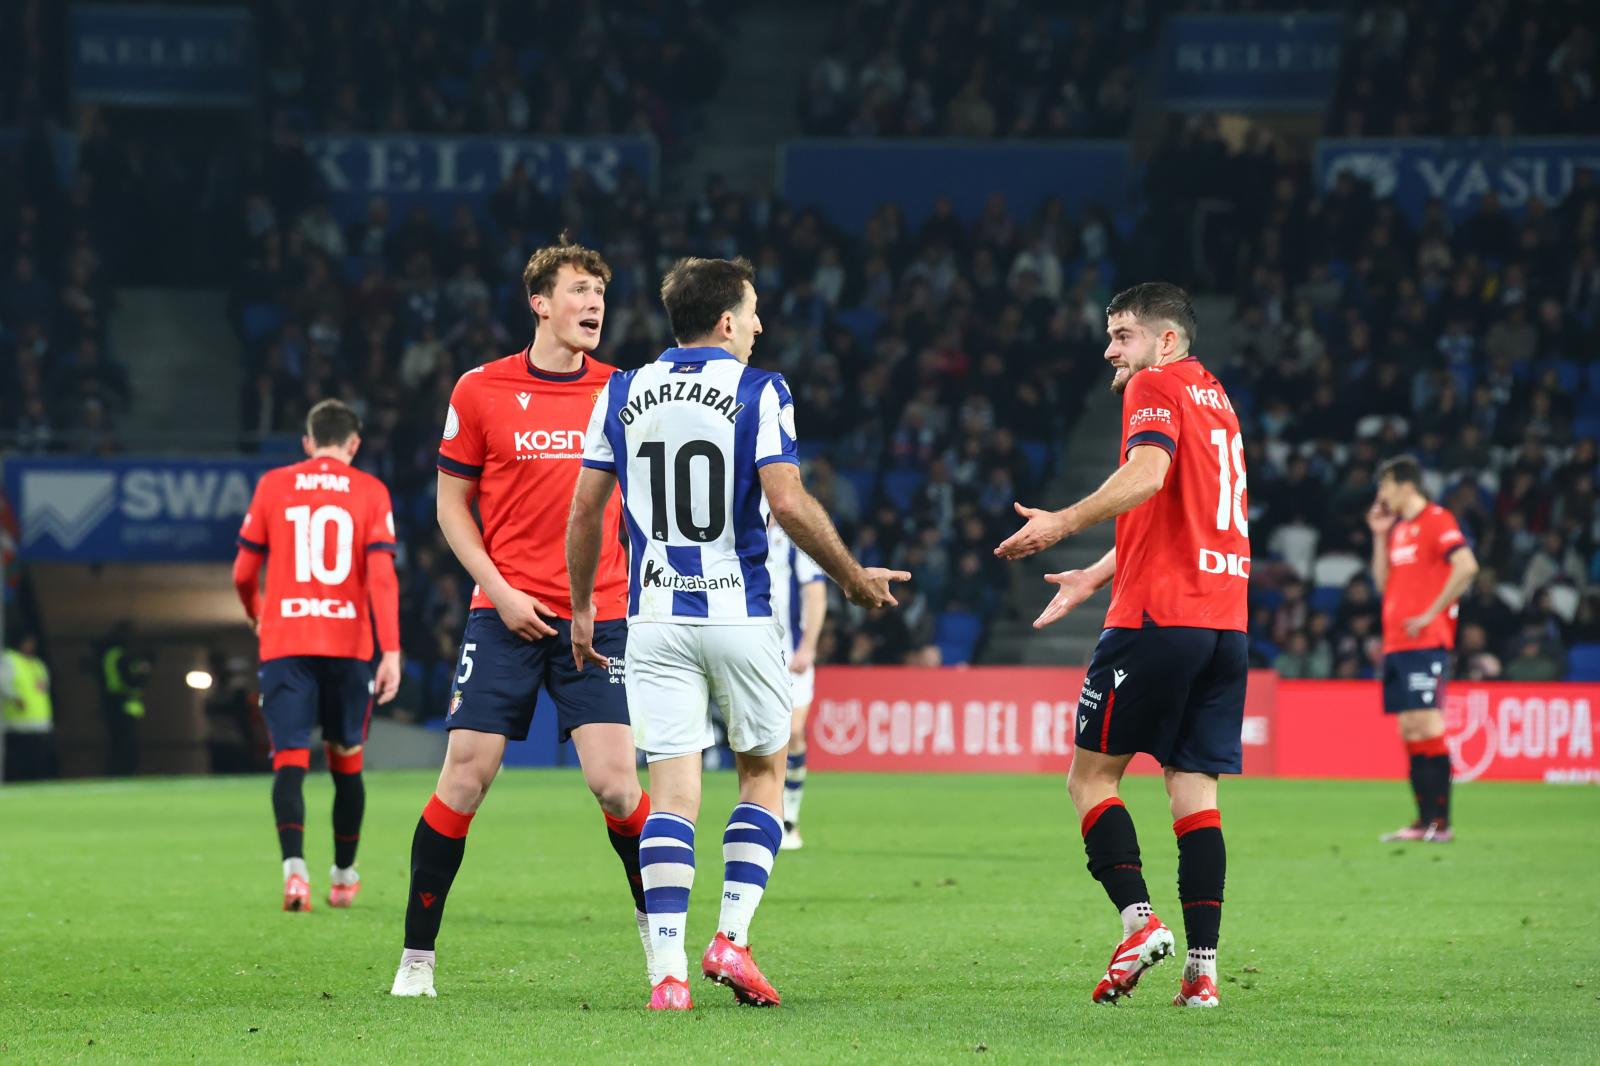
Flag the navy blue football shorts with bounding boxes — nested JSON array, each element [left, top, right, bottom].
[[1381, 648, 1449, 713], [1075, 626, 1249, 774], [259, 655, 374, 752], [445, 609, 630, 742]]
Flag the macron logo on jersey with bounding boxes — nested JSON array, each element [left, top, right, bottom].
[[516, 392, 531, 410]]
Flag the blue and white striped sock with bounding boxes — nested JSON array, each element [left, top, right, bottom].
[[639, 812, 696, 983], [718, 802, 782, 945], [783, 752, 807, 827]]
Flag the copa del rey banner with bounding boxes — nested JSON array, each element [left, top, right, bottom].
[[805, 668, 1278, 777], [807, 669, 1598, 784]]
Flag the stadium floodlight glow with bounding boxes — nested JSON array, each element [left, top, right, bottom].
[[185, 670, 214, 691]]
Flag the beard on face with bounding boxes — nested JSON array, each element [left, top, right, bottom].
[[1111, 366, 1132, 394]]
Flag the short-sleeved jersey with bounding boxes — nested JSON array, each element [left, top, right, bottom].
[[1382, 503, 1467, 653], [767, 520, 826, 655], [581, 346, 799, 624], [436, 348, 628, 621], [1105, 358, 1250, 632], [238, 457, 397, 661]]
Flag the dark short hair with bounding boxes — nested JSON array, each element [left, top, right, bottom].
[[1106, 281, 1198, 347], [660, 256, 755, 343], [1377, 455, 1424, 488], [522, 232, 612, 301], [306, 398, 362, 447]]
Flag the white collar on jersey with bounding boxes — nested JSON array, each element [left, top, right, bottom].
[[658, 346, 738, 363]]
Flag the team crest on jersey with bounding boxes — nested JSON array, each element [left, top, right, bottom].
[[449, 690, 463, 717]]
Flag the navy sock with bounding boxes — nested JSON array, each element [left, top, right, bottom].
[[1174, 810, 1225, 952], [1080, 797, 1148, 913]]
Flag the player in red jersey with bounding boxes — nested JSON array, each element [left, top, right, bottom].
[[233, 399, 402, 912], [1367, 455, 1478, 844], [996, 283, 1247, 1008], [392, 239, 647, 999]]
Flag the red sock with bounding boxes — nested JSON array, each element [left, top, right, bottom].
[[605, 792, 650, 912]]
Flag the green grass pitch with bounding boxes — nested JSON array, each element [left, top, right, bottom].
[[2, 770, 1597, 1063]]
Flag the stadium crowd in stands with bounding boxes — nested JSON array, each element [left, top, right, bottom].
[[0, 0, 123, 455], [1331, 0, 1600, 136], [259, 0, 731, 144], [801, 1, 1154, 139]]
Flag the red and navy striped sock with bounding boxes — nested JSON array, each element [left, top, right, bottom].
[[604, 792, 651, 913], [271, 749, 309, 862], [327, 746, 365, 869], [404, 794, 474, 952], [1081, 797, 1149, 916], [1174, 809, 1225, 953], [1406, 736, 1449, 823]]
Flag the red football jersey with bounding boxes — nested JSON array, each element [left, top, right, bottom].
[[1382, 503, 1467, 653], [1105, 358, 1250, 632], [436, 348, 628, 620], [238, 457, 397, 661]]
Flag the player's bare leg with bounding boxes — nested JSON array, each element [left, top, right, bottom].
[[1166, 768, 1223, 1007], [326, 742, 365, 907], [1386, 709, 1453, 842], [782, 704, 810, 849], [392, 729, 507, 997], [1068, 748, 1174, 1003], [702, 747, 786, 1006], [571, 722, 653, 980], [640, 754, 701, 1009]]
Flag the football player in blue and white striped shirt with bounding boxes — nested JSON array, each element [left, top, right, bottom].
[[766, 519, 827, 851], [566, 256, 906, 1011]]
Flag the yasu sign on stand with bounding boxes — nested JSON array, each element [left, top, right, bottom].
[[3, 458, 277, 563], [1316, 138, 1600, 223]]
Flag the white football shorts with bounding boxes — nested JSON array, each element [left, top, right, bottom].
[[626, 621, 791, 761], [788, 663, 815, 708]]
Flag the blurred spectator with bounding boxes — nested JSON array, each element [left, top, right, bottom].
[[1334, 2, 1600, 136], [802, 3, 1150, 139], [1, 631, 58, 781], [1504, 637, 1564, 681]]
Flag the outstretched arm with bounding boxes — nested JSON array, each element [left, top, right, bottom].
[[1033, 547, 1116, 629], [995, 446, 1171, 560], [760, 462, 908, 608]]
